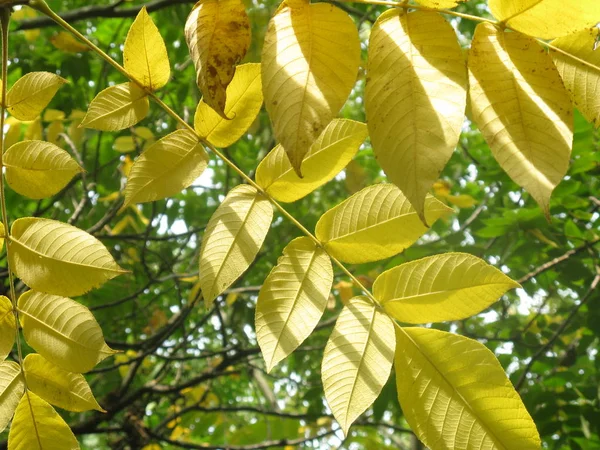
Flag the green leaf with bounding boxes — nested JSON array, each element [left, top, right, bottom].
[[0, 361, 25, 433], [7, 72, 67, 121]]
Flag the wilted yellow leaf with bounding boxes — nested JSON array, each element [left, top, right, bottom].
[[7, 72, 67, 121]]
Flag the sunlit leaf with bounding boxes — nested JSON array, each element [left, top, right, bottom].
[[0, 296, 15, 361], [6, 72, 67, 121], [0, 361, 24, 433]]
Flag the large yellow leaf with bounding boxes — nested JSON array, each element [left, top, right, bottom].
[[488, 0, 600, 40], [18, 291, 115, 373], [6, 72, 67, 121], [23, 354, 103, 412], [8, 391, 79, 450], [469, 23, 573, 218], [256, 119, 367, 203], [4, 140, 83, 200], [322, 297, 395, 435], [194, 63, 263, 148], [199, 185, 273, 307], [414, 0, 465, 7], [256, 237, 333, 372], [0, 296, 15, 361], [9, 218, 127, 297], [373, 253, 520, 324], [80, 82, 149, 131], [124, 6, 170, 91], [395, 327, 540, 449], [365, 10, 466, 222], [551, 29, 600, 127], [0, 361, 24, 433], [262, 0, 360, 175], [185, 0, 251, 117], [124, 130, 208, 207], [315, 184, 452, 264]]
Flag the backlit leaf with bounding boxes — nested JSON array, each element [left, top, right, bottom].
[[80, 82, 149, 131], [199, 185, 273, 307], [395, 327, 540, 449], [256, 237, 333, 372], [256, 119, 367, 203], [373, 253, 520, 324], [0, 296, 15, 361], [8, 391, 79, 450], [469, 23, 573, 218], [4, 140, 83, 200], [50, 32, 89, 53], [6, 72, 67, 121], [18, 291, 116, 373], [185, 0, 251, 117], [23, 354, 104, 412], [262, 0, 360, 175], [322, 297, 395, 435], [0, 361, 24, 433], [315, 184, 452, 264], [124, 6, 170, 91], [365, 9, 466, 222], [9, 218, 127, 297], [194, 63, 263, 148], [124, 130, 208, 207]]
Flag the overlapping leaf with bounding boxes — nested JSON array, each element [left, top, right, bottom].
[[9, 218, 126, 297], [365, 10, 467, 221], [256, 237, 333, 372], [256, 119, 367, 203], [322, 297, 395, 435], [315, 184, 452, 264], [0, 296, 15, 361], [373, 253, 520, 324], [262, 0, 360, 175], [469, 23, 573, 218], [395, 327, 541, 449], [6, 72, 67, 121], [0, 361, 24, 433]]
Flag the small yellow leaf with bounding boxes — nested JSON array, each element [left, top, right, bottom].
[[373, 253, 520, 324], [18, 291, 116, 373], [256, 237, 333, 372], [344, 160, 367, 195], [68, 110, 86, 146], [5, 117, 22, 149], [4, 140, 83, 200], [256, 119, 368, 203], [0, 295, 16, 361], [113, 136, 137, 153], [7, 72, 67, 121], [9, 218, 127, 297], [8, 391, 79, 450], [315, 184, 453, 264], [199, 185, 273, 307], [414, 0, 465, 7], [322, 297, 395, 435], [51, 31, 89, 53], [111, 216, 135, 235], [23, 354, 104, 412], [80, 82, 149, 131], [124, 130, 208, 207], [446, 194, 476, 209], [432, 180, 451, 198], [262, 1, 360, 175], [46, 121, 64, 145], [124, 6, 170, 91], [0, 361, 24, 433], [24, 118, 43, 141], [334, 281, 354, 305], [185, 0, 251, 117], [194, 63, 263, 148]]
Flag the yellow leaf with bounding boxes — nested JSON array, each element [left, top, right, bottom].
[[43, 109, 65, 122], [334, 281, 354, 305], [50, 31, 89, 53], [322, 297, 395, 435], [68, 110, 86, 146], [315, 184, 453, 264], [414, 0, 465, 7], [344, 160, 367, 195], [18, 291, 116, 373], [8, 391, 79, 450], [225, 292, 238, 306], [432, 180, 451, 198], [373, 253, 520, 324], [446, 194, 476, 208], [0, 295, 16, 361], [199, 185, 273, 307], [121, 155, 134, 177], [46, 121, 64, 145], [80, 82, 149, 131], [23, 354, 104, 412], [9, 217, 127, 297], [111, 216, 135, 235], [0, 361, 24, 433], [365, 10, 467, 222], [24, 118, 43, 141], [551, 28, 600, 127], [395, 327, 540, 449], [5, 117, 22, 149], [469, 23, 573, 219], [7, 72, 67, 121], [124, 6, 170, 91], [4, 140, 83, 200], [256, 119, 368, 203], [194, 63, 263, 148], [185, 0, 251, 117], [113, 136, 137, 153], [488, 0, 600, 40], [262, 1, 360, 175], [256, 237, 333, 372], [124, 130, 209, 207]]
